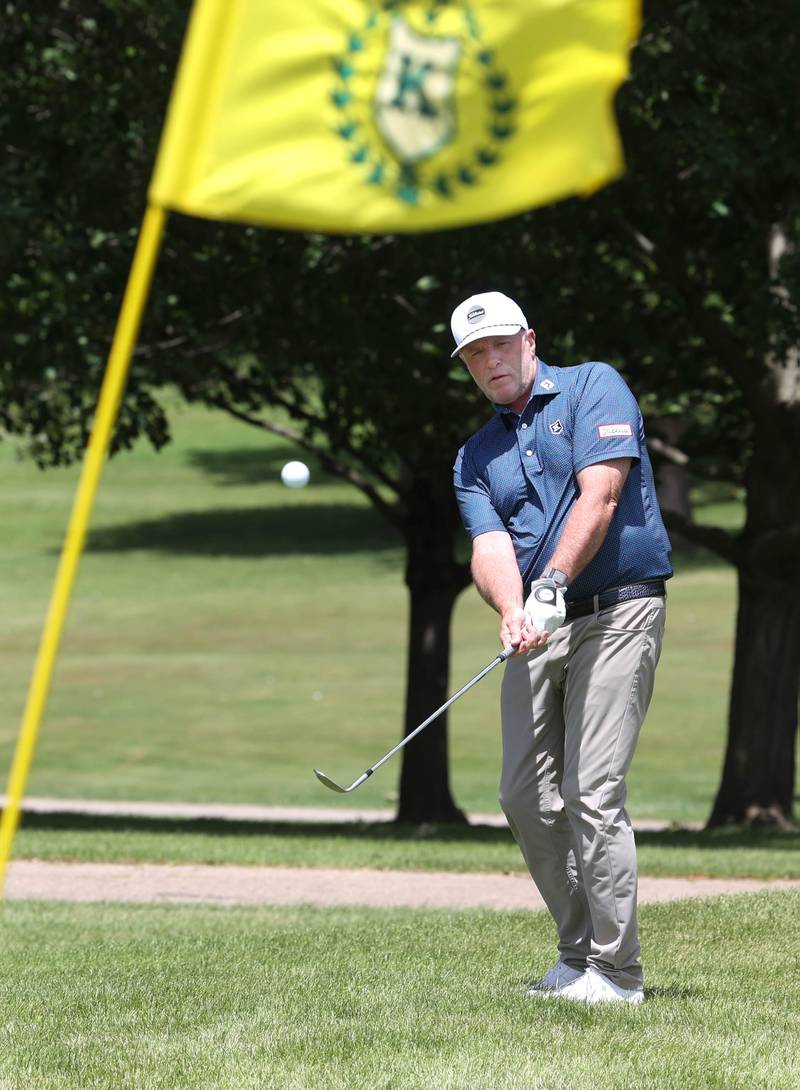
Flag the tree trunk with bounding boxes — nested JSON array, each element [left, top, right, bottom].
[[707, 568, 800, 828], [649, 417, 693, 551], [708, 412, 800, 828], [396, 482, 471, 824], [395, 578, 465, 823]]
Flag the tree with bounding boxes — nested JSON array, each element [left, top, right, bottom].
[[508, 0, 800, 826], [0, 2, 513, 822], [3, 1, 798, 826], [156, 227, 495, 822], [623, 1, 800, 828]]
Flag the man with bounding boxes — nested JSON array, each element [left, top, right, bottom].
[[451, 291, 672, 1005]]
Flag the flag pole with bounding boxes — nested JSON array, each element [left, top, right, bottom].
[[0, 203, 168, 899]]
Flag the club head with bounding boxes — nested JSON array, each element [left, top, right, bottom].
[[314, 768, 347, 793]]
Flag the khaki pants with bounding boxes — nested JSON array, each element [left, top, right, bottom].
[[499, 595, 666, 989]]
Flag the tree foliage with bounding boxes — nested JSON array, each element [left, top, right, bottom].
[[555, 1, 800, 826]]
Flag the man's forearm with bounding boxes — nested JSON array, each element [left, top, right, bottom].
[[472, 530, 553, 653], [471, 531, 524, 615], [548, 460, 630, 583], [548, 492, 618, 582]]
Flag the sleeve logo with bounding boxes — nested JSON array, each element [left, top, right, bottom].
[[597, 423, 633, 438]]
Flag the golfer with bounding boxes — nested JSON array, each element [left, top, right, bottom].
[[451, 291, 672, 1005]]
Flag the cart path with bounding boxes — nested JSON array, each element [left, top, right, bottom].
[[5, 861, 799, 911]]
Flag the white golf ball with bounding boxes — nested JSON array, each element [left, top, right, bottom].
[[280, 460, 310, 489]]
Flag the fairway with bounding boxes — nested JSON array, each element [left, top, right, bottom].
[[0, 403, 749, 823], [1, 892, 798, 1090]]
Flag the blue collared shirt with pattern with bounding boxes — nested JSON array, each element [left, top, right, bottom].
[[453, 359, 673, 601]]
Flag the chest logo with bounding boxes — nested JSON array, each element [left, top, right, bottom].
[[549, 420, 564, 435]]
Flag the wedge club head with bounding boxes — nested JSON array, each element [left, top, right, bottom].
[[314, 768, 371, 794], [312, 646, 514, 796]]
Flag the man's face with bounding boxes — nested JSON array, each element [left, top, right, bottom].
[[461, 329, 537, 411]]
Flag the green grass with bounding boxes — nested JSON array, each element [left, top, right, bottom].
[[1, 892, 798, 1090], [11, 813, 800, 879], [0, 401, 786, 822], [2, 411, 794, 1090]]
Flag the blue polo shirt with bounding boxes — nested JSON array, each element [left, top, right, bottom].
[[453, 360, 672, 600]]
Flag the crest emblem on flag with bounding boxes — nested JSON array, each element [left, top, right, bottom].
[[375, 19, 461, 164], [332, 3, 517, 207]]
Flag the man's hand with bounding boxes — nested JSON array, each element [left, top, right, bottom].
[[521, 578, 567, 644], [501, 602, 552, 655], [471, 532, 565, 655]]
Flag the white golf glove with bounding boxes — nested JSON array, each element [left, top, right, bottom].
[[524, 578, 567, 636]]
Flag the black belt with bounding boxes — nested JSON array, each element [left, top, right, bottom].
[[563, 580, 666, 622]]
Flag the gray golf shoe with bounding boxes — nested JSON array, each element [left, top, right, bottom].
[[527, 958, 585, 996]]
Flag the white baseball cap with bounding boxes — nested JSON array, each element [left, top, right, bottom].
[[450, 291, 528, 358]]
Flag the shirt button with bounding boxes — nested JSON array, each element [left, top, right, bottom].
[[521, 422, 528, 429], [526, 450, 533, 456]]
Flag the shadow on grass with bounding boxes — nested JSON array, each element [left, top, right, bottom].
[[512, 978, 700, 999], [14, 810, 516, 844], [84, 504, 402, 557], [13, 812, 800, 855], [186, 448, 341, 488], [635, 827, 800, 857], [644, 984, 699, 1000]]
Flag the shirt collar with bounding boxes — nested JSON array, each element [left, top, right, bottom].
[[493, 359, 560, 420], [531, 359, 560, 398]]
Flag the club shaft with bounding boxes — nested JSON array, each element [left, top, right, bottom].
[[362, 646, 514, 780]]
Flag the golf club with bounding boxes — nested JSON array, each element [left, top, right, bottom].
[[314, 645, 516, 794]]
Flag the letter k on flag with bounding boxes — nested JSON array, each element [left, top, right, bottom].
[[150, 0, 641, 233]]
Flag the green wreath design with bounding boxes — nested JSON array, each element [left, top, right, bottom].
[[331, 1, 518, 206]]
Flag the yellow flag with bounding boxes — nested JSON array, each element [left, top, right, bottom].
[[150, 0, 639, 234]]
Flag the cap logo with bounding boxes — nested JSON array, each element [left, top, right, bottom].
[[467, 307, 486, 324]]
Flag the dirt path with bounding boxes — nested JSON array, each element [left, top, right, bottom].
[[5, 796, 792, 910], [6, 861, 799, 910]]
